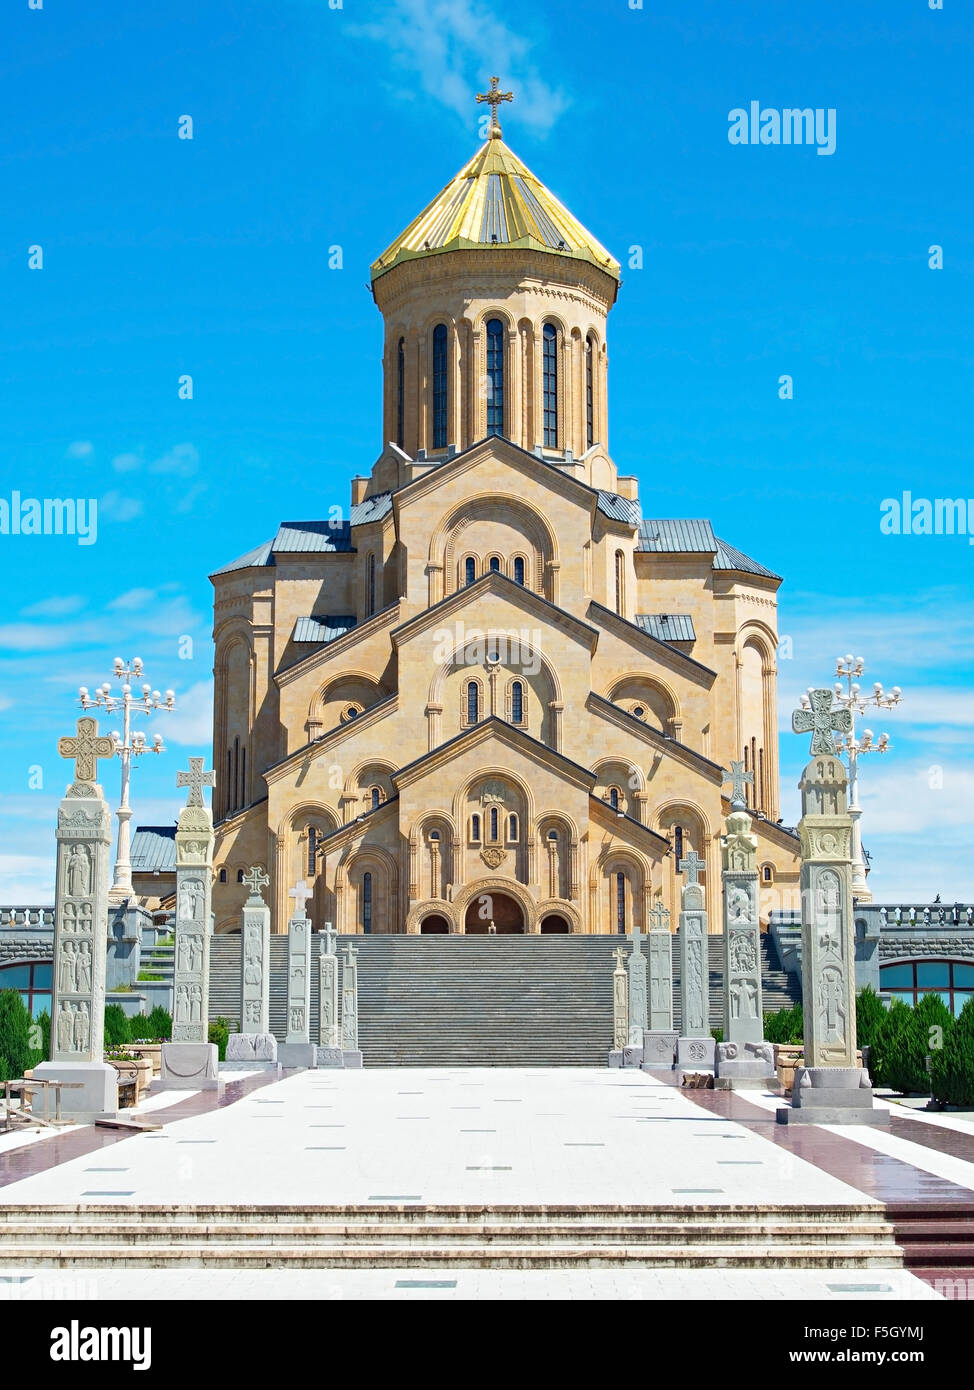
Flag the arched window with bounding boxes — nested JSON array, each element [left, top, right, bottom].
[[428, 828, 440, 841], [307, 827, 318, 876], [367, 554, 376, 617], [547, 829, 558, 841], [614, 550, 625, 615], [511, 680, 524, 724], [370, 787, 381, 811], [674, 825, 684, 864], [489, 555, 501, 573], [609, 786, 620, 812], [362, 872, 372, 934], [513, 555, 525, 586], [762, 864, 774, 884], [237, 869, 245, 884], [432, 323, 448, 448], [542, 323, 558, 447], [218, 868, 227, 883], [489, 806, 499, 841], [465, 556, 476, 586], [470, 814, 481, 842], [0, 961, 52, 1018], [486, 318, 504, 436], [396, 338, 405, 448], [466, 681, 479, 725], [585, 335, 595, 448], [508, 813, 519, 841], [616, 872, 627, 934]]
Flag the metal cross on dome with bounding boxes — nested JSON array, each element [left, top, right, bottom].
[[244, 865, 270, 900], [176, 756, 215, 808], [58, 716, 115, 784], [792, 688, 853, 756], [678, 850, 705, 885], [476, 75, 513, 137], [722, 761, 753, 810]]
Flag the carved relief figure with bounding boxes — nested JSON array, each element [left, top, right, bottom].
[[76, 941, 91, 993], [685, 938, 704, 1031], [175, 984, 190, 1021], [190, 985, 203, 1023], [819, 966, 846, 1040], [730, 929, 756, 975], [73, 1001, 89, 1052], [77, 902, 92, 934], [728, 886, 752, 924], [245, 999, 262, 1024], [59, 941, 77, 993], [68, 844, 91, 897], [57, 1001, 74, 1051], [289, 1005, 305, 1032], [178, 878, 204, 922]]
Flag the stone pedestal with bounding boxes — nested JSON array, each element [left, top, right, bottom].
[[640, 1030, 678, 1069], [315, 1045, 345, 1068], [715, 1040, 776, 1090], [160, 1042, 222, 1092], [777, 1065, 886, 1125], [224, 1032, 279, 1072], [32, 1060, 118, 1123], [677, 1036, 716, 1072]]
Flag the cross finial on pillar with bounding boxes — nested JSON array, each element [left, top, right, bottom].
[[176, 756, 215, 808], [648, 900, 671, 933], [722, 761, 754, 810], [792, 688, 853, 756], [243, 865, 270, 902], [475, 75, 514, 139], [612, 946, 627, 970], [678, 849, 705, 885], [58, 716, 116, 784], [289, 879, 313, 918]]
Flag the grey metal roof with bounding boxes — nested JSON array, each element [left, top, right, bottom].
[[211, 539, 275, 576], [713, 535, 781, 579], [293, 615, 357, 644], [350, 492, 393, 525], [638, 519, 717, 553], [596, 491, 641, 526], [131, 826, 177, 872], [275, 520, 352, 553], [636, 613, 696, 642]]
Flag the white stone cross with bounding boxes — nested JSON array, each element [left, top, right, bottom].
[[177, 756, 215, 808], [648, 900, 671, 932], [678, 850, 705, 885], [792, 688, 853, 756], [58, 716, 115, 784], [612, 946, 627, 971], [244, 865, 270, 901], [722, 761, 753, 809], [322, 921, 338, 956], [343, 942, 359, 967], [289, 879, 313, 918]]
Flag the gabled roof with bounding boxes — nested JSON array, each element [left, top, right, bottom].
[[211, 495, 393, 577], [131, 825, 177, 872], [596, 491, 641, 526], [635, 613, 696, 643], [393, 716, 597, 792], [292, 615, 357, 645], [637, 517, 780, 580], [391, 569, 600, 653]]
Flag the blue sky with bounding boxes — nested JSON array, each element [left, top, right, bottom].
[[1, 0, 972, 901]]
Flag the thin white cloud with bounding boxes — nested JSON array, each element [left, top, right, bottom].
[[20, 594, 86, 618], [100, 491, 144, 523], [66, 441, 93, 459], [149, 679, 213, 747], [111, 451, 142, 473], [150, 443, 199, 477], [109, 588, 157, 612]]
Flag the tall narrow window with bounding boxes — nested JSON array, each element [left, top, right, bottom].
[[489, 556, 500, 573], [432, 323, 448, 448], [370, 786, 381, 810], [614, 550, 625, 615], [616, 872, 627, 934], [233, 737, 240, 813], [465, 556, 476, 586], [471, 814, 481, 842], [542, 323, 558, 447], [609, 786, 620, 812], [241, 747, 246, 806], [490, 806, 499, 841], [396, 338, 405, 448], [486, 318, 504, 436], [362, 872, 372, 934], [466, 681, 479, 724], [226, 750, 232, 814], [513, 556, 525, 586], [367, 554, 376, 617], [307, 827, 318, 877], [511, 680, 524, 723], [585, 335, 595, 448], [508, 813, 519, 841], [674, 825, 684, 864]]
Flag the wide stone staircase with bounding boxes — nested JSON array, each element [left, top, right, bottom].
[[207, 932, 801, 1068], [0, 1203, 901, 1271]]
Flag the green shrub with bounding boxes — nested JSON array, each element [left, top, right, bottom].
[[855, 986, 887, 1051], [209, 1016, 232, 1061], [0, 990, 35, 1082], [869, 997, 911, 1087], [28, 1009, 50, 1070], [137, 970, 164, 982], [876, 994, 952, 1094], [710, 1027, 723, 1044], [104, 1004, 132, 1048], [931, 997, 974, 1106], [142, 1006, 172, 1041], [764, 1003, 803, 1045]]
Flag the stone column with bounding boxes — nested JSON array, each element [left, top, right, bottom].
[[642, 902, 677, 1068], [35, 717, 119, 1121], [777, 696, 886, 1125], [341, 941, 363, 1068], [279, 881, 315, 1067], [715, 766, 775, 1088], [317, 921, 343, 1067], [676, 852, 715, 1072], [161, 757, 221, 1090], [608, 945, 628, 1067], [226, 866, 277, 1066]]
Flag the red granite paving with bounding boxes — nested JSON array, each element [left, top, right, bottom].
[[0, 1069, 289, 1188]]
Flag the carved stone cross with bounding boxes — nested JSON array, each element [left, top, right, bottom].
[[612, 946, 627, 970], [648, 900, 671, 933], [289, 880, 313, 917], [322, 920, 338, 957], [243, 865, 270, 901], [792, 688, 853, 756], [177, 756, 215, 808], [722, 761, 753, 809], [343, 942, 359, 967], [58, 716, 115, 784], [678, 850, 705, 885]]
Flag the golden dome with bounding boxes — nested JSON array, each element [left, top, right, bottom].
[[370, 135, 621, 286]]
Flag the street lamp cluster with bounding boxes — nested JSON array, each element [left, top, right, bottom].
[[78, 657, 176, 901]]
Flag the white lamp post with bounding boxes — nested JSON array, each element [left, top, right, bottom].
[[78, 657, 175, 902], [800, 654, 902, 900]]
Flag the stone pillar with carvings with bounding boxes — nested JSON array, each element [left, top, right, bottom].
[[341, 941, 363, 1068], [675, 851, 715, 1073], [317, 921, 342, 1066], [642, 901, 678, 1068], [279, 880, 315, 1067], [226, 866, 277, 1065]]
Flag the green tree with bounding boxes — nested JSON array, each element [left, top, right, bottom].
[[869, 996, 911, 1088], [763, 1003, 803, 1045], [143, 1006, 172, 1041], [104, 1004, 132, 1048], [855, 986, 887, 1051], [882, 994, 953, 1094], [208, 1017, 232, 1061], [931, 997, 974, 1106], [29, 1009, 50, 1070], [0, 990, 35, 1082]]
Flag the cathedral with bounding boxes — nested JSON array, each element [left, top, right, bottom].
[[208, 87, 800, 937]]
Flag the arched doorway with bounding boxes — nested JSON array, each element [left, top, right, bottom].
[[540, 914, 570, 934], [420, 914, 450, 934], [464, 892, 524, 934]]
